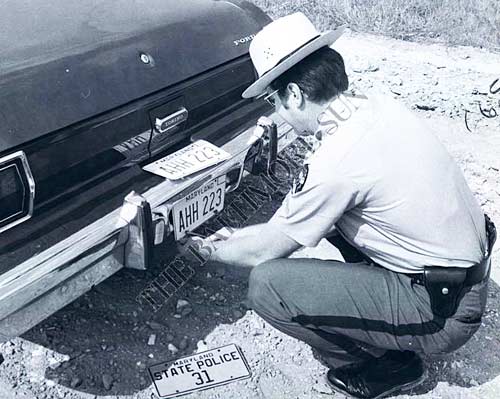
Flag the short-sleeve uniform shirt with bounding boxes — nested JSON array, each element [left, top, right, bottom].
[[269, 92, 487, 274]]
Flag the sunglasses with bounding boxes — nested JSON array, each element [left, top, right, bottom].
[[263, 89, 280, 107]]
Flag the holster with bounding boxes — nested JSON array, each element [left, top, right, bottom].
[[422, 214, 496, 319], [423, 266, 467, 318]]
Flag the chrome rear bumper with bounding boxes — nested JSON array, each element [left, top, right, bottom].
[[0, 114, 295, 341]]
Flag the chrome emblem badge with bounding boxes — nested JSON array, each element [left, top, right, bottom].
[[155, 108, 189, 133]]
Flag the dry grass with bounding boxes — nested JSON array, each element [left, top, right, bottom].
[[250, 0, 500, 52]]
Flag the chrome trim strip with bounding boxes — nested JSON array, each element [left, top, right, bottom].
[[0, 150, 35, 234]]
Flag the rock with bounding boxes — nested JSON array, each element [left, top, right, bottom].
[[147, 321, 165, 331], [168, 344, 179, 354], [232, 310, 243, 319], [416, 104, 437, 111], [70, 376, 82, 388], [48, 358, 61, 370], [136, 361, 147, 371], [352, 64, 379, 73], [175, 299, 193, 317], [165, 334, 174, 342], [176, 299, 190, 312], [197, 340, 208, 352], [179, 337, 189, 350], [180, 306, 193, 317], [102, 374, 114, 390], [148, 334, 156, 346]]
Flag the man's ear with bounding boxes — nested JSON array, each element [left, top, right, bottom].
[[286, 83, 305, 109]]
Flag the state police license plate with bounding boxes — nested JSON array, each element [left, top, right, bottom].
[[149, 344, 251, 398], [172, 175, 226, 240]]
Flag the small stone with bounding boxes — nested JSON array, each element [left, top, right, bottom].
[[416, 104, 436, 111], [147, 321, 165, 331], [102, 374, 114, 390], [148, 353, 154, 359], [136, 361, 147, 371], [197, 340, 208, 352], [353, 64, 379, 73], [148, 334, 156, 346], [179, 337, 189, 350], [181, 307, 193, 317], [70, 377, 82, 388], [232, 310, 243, 319], [176, 299, 190, 312], [165, 334, 174, 342], [168, 344, 179, 354]]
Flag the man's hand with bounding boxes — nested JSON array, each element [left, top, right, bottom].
[[176, 234, 217, 264]]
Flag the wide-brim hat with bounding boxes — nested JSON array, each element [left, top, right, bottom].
[[242, 12, 346, 99]]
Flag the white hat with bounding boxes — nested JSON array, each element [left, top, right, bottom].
[[242, 12, 345, 98]]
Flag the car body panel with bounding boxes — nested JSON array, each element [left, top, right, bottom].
[[0, 0, 269, 151]]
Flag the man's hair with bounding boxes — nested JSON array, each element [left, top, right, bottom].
[[269, 46, 349, 104]]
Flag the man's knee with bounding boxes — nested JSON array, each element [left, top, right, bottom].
[[247, 259, 287, 310]]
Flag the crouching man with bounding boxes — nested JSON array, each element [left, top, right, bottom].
[[187, 12, 496, 399]]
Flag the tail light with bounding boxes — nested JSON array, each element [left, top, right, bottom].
[[0, 151, 35, 233]]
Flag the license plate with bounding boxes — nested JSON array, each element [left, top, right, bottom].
[[172, 175, 226, 240], [149, 344, 251, 398], [143, 140, 231, 180]]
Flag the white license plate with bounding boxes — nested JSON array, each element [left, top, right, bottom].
[[142, 140, 231, 180], [172, 175, 226, 240], [149, 344, 251, 398]]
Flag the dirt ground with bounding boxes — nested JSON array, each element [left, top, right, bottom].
[[1, 31, 500, 399]]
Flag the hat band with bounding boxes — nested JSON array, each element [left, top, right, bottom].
[[260, 34, 321, 78]]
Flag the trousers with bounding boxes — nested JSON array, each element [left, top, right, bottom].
[[246, 235, 489, 368]]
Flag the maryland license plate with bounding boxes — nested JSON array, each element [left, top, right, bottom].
[[172, 175, 226, 240], [149, 344, 251, 398], [142, 140, 231, 180]]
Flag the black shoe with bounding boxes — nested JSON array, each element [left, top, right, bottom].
[[326, 351, 427, 399]]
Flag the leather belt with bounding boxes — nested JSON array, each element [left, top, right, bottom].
[[410, 257, 490, 287], [410, 214, 496, 288]]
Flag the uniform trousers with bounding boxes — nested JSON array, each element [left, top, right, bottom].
[[246, 235, 489, 369]]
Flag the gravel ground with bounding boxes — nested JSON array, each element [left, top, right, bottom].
[[1, 31, 500, 399]]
